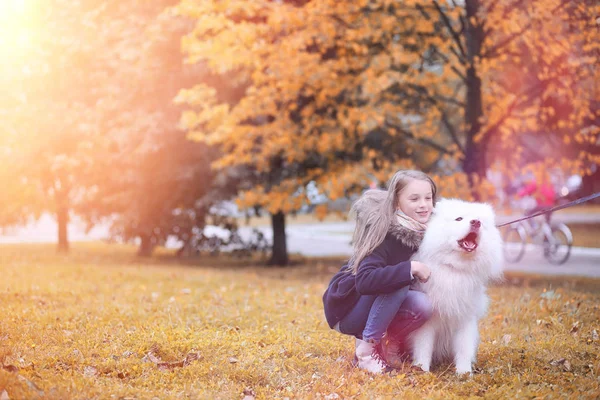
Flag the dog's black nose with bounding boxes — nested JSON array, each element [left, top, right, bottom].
[[470, 219, 481, 228]]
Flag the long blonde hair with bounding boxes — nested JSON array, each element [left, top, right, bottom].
[[347, 170, 437, 274]]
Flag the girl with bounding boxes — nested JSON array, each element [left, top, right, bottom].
[[323, 170, 436, 373]]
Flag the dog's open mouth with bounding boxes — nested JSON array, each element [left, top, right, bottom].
[[458, 232, 478, 252]]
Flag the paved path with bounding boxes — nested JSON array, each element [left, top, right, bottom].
[[242, 220, 600, 278], [2, 213, 599, 278]]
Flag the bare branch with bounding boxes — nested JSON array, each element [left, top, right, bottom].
[[430, 47, 467, 82], [439, 109, 465, 154], [385, 119, 454, 156], [478, 75, 559, 141], [329, 14, 355, 29], [482, 0, 570, 59], [432, 0, 467, 61], [386, 81, 465, 155], [433, 94, 465, 108]]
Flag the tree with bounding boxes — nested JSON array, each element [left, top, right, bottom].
[[71, 1, 219, 257], [0, 1, 223, 255], [175, 0, 598, 263], [0, 0, 113, 251]]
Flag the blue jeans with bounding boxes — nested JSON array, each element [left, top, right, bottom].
[[338, 288, 433, 344]]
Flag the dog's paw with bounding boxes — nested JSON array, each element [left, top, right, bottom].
[[455, 366, 472, 377], [412, 361, 430, 372]]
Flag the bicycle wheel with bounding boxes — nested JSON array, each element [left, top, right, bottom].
[[543, 223, 573, 265], [503, 225, 526, 263]]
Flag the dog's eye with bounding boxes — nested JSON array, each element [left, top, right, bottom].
[[455, 217, 463, 221]]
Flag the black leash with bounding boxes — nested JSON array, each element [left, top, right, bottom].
[[496, 191, 600, 228]]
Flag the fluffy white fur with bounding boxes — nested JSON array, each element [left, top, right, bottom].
[[410, 199, 504, 374]]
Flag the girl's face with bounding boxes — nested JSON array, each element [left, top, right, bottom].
[[397, 179, 434, 224]]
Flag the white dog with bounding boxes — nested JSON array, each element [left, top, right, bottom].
[[409, 199, 504, 374]]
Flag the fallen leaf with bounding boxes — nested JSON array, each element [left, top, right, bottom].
[[550, 358, 572, 372], [2, 365, 18, 373], [0, 390, 9, 400], [83, 366, 98, 377], [143, 351, 162, 364], [242, 387, 255, 400], [122, 350, 135, 358], [550, 358, 565, 366], [157, 361, 183, 372], [156, 352, 199, 372], [570, 321, 580, 335], [563, 359, 572, 372]]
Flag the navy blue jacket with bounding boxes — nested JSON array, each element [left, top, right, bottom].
[[322, 229, 421, 329]]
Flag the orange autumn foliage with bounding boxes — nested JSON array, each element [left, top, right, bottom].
[[176, 0, 599, 212]]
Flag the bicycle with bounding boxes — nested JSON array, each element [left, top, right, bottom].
[[502, 215, 573, 265]]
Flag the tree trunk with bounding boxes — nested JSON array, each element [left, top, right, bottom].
[[268, 211, 288, 266], [137, 234, 156, 257], [463, 0, 487, 199], [56, 188, 69, 253]]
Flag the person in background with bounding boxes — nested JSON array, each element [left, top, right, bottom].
[[518, 178, 556, 222]]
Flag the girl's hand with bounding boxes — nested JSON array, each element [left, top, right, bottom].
[[411, 261, 431, 283]]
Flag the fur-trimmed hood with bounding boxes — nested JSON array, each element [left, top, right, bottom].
[[388, 220, 424, 250]]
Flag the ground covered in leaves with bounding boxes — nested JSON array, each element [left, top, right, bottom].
[[0, 244, 599, 399]]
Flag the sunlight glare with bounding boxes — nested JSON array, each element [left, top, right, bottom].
[[0, 0, 36, 49]]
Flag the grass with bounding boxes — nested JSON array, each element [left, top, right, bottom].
[[565, 224, 600, 248], [1, 243, 599, 399]]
